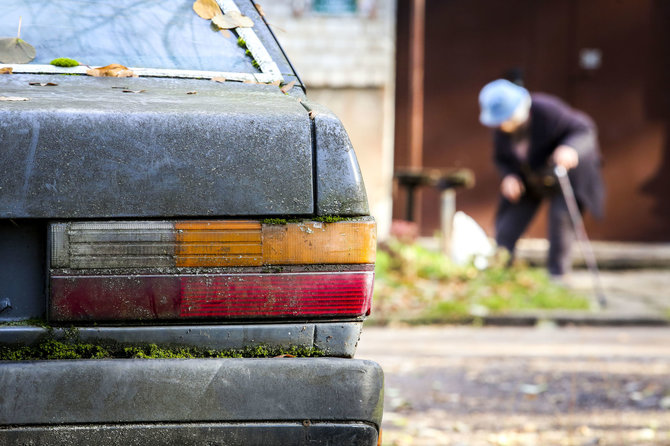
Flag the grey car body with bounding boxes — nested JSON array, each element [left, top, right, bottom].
[[0, 1, 382, 444]]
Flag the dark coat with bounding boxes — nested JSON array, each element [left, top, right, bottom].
[[492, 93, 605, 218]]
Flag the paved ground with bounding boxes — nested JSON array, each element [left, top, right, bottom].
[[519, 239, 670, 323], [570, 269, 670, 319], [356, 326, 670, 446]]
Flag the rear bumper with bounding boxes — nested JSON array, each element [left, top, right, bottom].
[[0, 321, 363, 357], [0, 358, 383, 430], [0, 422, 378, 446]]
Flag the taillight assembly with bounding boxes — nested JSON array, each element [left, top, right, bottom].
[[48, 219, 376, 322]]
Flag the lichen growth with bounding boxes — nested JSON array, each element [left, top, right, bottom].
[[261, 218, 302, 225], [236, 37, 260, 71], [0, 339, 324, 361], [313, 215, 351, 223], [50, 57, 80, 67], [261, 218, 288, 225], [1, 318, 50, 328]]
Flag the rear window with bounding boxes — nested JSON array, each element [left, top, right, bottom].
[[0, 0, 257, 73]]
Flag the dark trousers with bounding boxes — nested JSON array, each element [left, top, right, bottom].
[[495, 193, 575, 276]]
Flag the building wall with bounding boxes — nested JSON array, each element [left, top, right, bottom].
[[261, 0, 396, 238], [394, 0, 670, 242]]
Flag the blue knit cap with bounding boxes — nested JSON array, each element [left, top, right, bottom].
[[479, 79, 530, 127]]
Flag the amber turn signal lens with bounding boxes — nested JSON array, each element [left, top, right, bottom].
[[175, 220, 262, 267], [51, 218, 376, 269], [262, 220, 376, 265]]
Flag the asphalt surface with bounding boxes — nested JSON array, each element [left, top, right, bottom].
[[357, 326, 670, 446]]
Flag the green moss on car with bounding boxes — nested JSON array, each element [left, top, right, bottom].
[[0, 338, 324, 360], [50, 57, 80, 67]]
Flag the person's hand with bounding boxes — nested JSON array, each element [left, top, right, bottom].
[[501, 174, 524, 203], [553, 145, 579, 170]]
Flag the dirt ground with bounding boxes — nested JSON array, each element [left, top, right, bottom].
[[356, 326, 670, 445]]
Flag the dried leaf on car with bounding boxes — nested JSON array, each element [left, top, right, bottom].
[[186, 91, 197, 95], [212, 11, 254, 30], [0, 37, 36, 64], [255, 3, 265, 17], [0, 96, 29, 101], [0, 67, 13, 74], [280, 81, 296, 94], [122, 89, 145, 94], [192, 0, 222, 20], [86, 64, 137, 78], [211, 76, 227, 83], [29, 82, 58, 87]]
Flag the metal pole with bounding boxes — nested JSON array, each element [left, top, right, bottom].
[[408, 0, 425, 169], [440, 189, 455, 256], [554, 165, 607, 308]]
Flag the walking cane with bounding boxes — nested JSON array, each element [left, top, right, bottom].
[[554, 165, 607, 309]]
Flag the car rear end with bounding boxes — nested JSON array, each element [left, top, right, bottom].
[[0, 0, 383, 444]]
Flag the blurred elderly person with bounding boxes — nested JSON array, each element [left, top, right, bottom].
[[478, 79, 604, 279]]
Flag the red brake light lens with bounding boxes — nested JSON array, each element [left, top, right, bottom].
[[50, 272, 373, 321]]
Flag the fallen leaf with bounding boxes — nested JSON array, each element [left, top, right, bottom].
[[29, 82, 58, 86], [274, 354, 295, 358], [86, 64, 137, 78], [186, 91, 197, 95], [280, 80, 296, 94], [0, 37, 36, 64], [520, 383, 547, 396], [0, 67, 12, 74], [255, 3, 265, 17], [268, 80, 281, 87], [212, 11, 254, 29], [192, 0, 222, 19], [211, 76, 227, 83], [121, 89, 145, 93], [0, 96, 29, 101], [309, 110, 317, 120]]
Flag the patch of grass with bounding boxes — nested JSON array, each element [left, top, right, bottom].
[[369, 239, 590, 325]]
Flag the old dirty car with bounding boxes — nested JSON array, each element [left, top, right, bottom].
[[0, 1, 382, 445]]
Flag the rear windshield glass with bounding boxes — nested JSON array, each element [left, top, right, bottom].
[[0, 0, 258, 73]]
